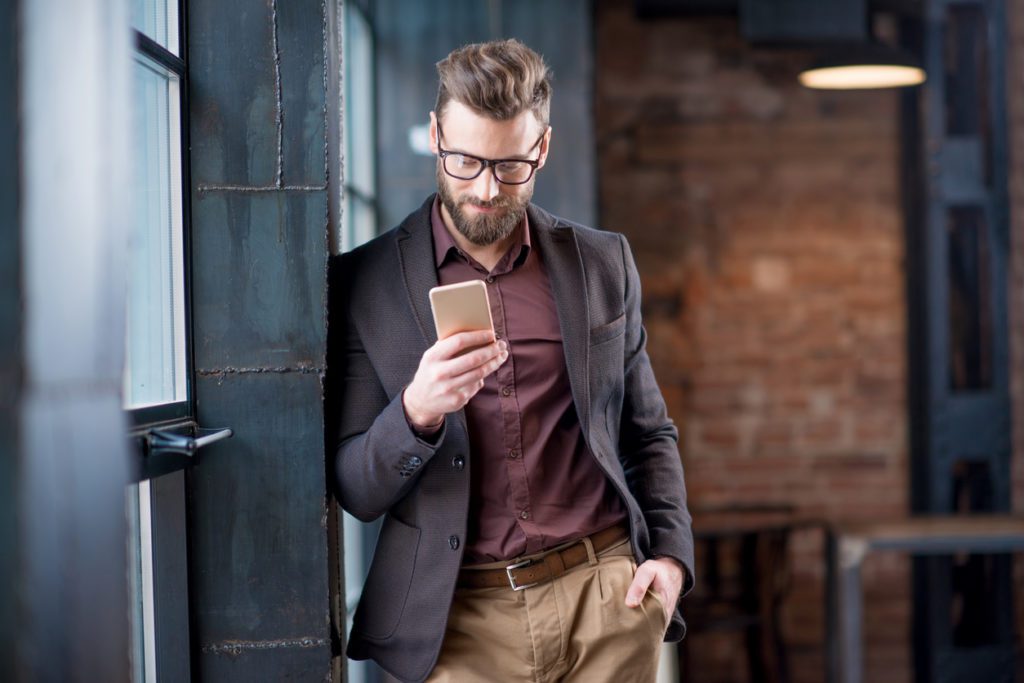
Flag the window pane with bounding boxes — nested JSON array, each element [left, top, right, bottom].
[[131, 0, 179, 56], [944, 4, 992, 186], [125, 55, 187, 409], [127, 481, 157, 682], [344, 3, 376, 198], [343, 195, 377, 253], [944, 4, 989, 137], [949, 460, 1001, 648], [947, 206, 993, 391]]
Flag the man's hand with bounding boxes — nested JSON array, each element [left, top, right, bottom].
[[403, 330, 508, 429], [625, 556, 684, 622]]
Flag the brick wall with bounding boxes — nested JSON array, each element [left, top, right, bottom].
[[1007, 0, 1024, 648], [593, 2, 911, 680], [1009, 0, 1024, 520]]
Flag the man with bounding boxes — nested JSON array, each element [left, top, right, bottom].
[[328, 39, 693, 683]]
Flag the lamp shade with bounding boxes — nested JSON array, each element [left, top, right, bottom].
[[799, 42, 926, 90]]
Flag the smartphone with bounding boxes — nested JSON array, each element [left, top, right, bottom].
[[429, 280, 495, 342]]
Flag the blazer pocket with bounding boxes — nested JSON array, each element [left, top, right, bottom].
[[589, 313, 626, 346], [356, 516, 421, 640]]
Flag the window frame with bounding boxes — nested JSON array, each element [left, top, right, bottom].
[[126, 4, 196, 683], [128, 4, 197, 449]]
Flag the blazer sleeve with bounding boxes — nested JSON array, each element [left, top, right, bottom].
[[616, 234, 695, 595], [326, 253, 446, 522]]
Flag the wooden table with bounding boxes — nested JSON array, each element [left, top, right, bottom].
[[826, 515, 1024, 683]]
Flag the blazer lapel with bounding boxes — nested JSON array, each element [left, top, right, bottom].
[[396, 196, 440, 347], [530, 205, 592, 433]]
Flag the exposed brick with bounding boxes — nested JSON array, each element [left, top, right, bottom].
[[596, 2, 913, 678], [597, 1, 1024, 679]]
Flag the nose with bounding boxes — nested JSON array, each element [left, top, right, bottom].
[[470, 167, 500, 202]]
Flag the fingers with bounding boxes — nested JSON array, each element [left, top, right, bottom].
[[405, 331, 509, 423], [432, 330, 497, 360], [625, 562, 656, 608], [441, 340, 508, 380]]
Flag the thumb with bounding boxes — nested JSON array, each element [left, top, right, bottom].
[[625, 563, 655, 608]]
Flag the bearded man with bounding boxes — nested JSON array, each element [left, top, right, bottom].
[[328, 38, 694, 683]]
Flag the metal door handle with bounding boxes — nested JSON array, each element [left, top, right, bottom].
[[145, 427, 233, 458]]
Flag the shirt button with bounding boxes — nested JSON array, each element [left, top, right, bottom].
[[508, 449, 519, 459], [501, 386, 512, 397], [452, 456, 465, 471], [520, 510, 530, 520], [486, 276, 495, 284], [449, 535, 460, 550]]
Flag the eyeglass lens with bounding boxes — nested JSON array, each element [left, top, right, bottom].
[[443, 155, 533, 183]]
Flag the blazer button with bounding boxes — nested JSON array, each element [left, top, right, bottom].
[[449, 535, 460, 550], [452, 456, 465, 471]]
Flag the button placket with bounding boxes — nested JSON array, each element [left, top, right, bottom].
[[491, 282, 531, 542]]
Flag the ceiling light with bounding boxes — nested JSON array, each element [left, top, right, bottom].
[[799, 43, 926, 90]]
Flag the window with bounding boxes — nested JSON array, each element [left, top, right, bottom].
[[126, 1, 194, 681], [126, 0, 189, 416], [341, 0, 378, 253], [340, 3, 383, 683], [126, 50, 187, 410]]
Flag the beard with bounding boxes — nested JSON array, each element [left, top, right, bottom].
[[436, 163, 533, 247]]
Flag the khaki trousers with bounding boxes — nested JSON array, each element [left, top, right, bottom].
[[427, 538, 670, 683]]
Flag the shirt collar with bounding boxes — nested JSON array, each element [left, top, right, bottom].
[[430, 195, 531, 271]]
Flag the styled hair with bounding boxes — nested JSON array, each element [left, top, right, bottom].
[[435, 39, 552, 128]]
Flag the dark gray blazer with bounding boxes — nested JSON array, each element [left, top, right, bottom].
[[327, 196, 694, 683]]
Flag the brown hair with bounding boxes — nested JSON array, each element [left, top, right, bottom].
[[435, 39, 552, 127]]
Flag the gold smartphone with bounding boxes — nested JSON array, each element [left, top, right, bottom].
[[429, 280, 495, 342]]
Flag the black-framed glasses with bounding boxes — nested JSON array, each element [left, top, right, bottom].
[[436, 121, 545, 185]]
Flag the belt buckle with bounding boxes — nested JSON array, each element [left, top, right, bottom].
[[505, 558, 538, 591]]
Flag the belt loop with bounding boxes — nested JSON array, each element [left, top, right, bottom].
[[582, 535, 598, 566]]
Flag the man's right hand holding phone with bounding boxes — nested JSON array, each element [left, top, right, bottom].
[[402, 330, 508, 433]]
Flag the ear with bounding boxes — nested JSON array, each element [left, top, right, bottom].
[[536, 126, 552, 170], [428, 111, 439, 155]]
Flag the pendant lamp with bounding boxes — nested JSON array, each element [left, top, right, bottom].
[[799, 41, 926, 90]]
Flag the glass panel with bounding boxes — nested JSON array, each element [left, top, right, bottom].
[[127, 482, 157, 682], [343, 195, 377, 253], [944, 4, 991, 184], [343, 3, 376, 199], [125, 54, 187, 409], [127, 484, 145, 682], [343, 512, 380, 683], [131, 0, 179, 56], [947, 206, 992, 391], [949, 460, 1001, 647]]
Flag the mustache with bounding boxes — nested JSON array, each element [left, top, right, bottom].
[[460, 195, 515, 210]]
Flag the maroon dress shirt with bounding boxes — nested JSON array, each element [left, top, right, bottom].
[[430, 199, 627, 563]]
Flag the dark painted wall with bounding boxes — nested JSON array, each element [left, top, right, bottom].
[[373, 0, 597, 232], [187, 0, 333, 679], [4, 1, 134, 681]]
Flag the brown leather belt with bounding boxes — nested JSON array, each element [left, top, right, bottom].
[[457, 522, 630, 591]]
